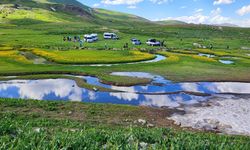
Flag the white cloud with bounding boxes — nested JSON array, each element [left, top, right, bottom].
[[150, 0, 172, 4], [0, 79, 83, 101], [141, 95, 180, 108], [210, 8, 230, 24], [101, 0, 144, 5], [156, 7, 241, 26], [127, 5, 137, 9], [110, 92, 139, 101], [213, 0, 234, 5], [93, 3, 100, 8], [237, 5, 250, 16], [180, 83, 200, 92], [162, 12, 208, 24], [180, 6, 187, 9], [195, 8, 203, 13]]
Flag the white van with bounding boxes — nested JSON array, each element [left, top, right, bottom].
[[84, 34, 98, 43], [91, 33, 98, 41], [84, 34, 94, 43], [103, 33, 119, 40]]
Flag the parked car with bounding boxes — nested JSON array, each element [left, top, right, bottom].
[[91, 33, 98, 41], [84, 34, 98, 43], [131, 38, 141, 45], [84, 34, 94, 43], [146, 39, 161, 46], [103, 33, 119, 40]]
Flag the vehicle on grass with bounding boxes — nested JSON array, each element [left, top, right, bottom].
[[84, 34, 98, 43], [131, 38, 142, 45], [103, 33, 119, 40], [146, 39, 161, 46], [91, 34, 98, 41]]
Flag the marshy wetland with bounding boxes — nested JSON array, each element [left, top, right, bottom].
[[0, 0, 250, 148]]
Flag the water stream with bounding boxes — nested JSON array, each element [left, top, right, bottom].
[[0, 72, 249, 108]]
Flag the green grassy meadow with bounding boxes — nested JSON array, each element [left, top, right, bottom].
[[0, 0, 250, 149]]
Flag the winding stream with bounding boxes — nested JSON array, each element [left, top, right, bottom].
[[1, 72, 250, 135], [21, 51, 166, 66], [0, 72, 249, 108]]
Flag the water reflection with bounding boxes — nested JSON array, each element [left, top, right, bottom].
[[0, 79, 210, 107], [110, 72, 250, 94], [219, 60, 234, 64], [0, 79, 83, 101], [198, 53, 215, 58], [0, 73, 250, 108]]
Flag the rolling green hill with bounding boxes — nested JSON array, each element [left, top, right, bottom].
[[156, 20, 187, 25], [0, 0, 152, 26], [0, 0, 250, 50]]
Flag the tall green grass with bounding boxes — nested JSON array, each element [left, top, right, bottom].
[[0, 98, 250, 149]]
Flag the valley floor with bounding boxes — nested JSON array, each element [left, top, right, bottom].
[[0, 98, 250, 149], [0, 19, 250, 149]]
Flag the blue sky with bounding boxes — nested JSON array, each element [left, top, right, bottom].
[[78, 0, 250, 27]]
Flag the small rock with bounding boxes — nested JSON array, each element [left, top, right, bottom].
[[139, 142, 148, 150], [34, 128, 41, 133], [138, 119, 147, 125], [102, 144, 107, 149], [70, 129, 77, 132], [93, 87, 98, 92], [218, 124, 232, 131], [147, 123, 154, 128], [202, 124, 217, 131]]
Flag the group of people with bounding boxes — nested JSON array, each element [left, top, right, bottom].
[[63, 36, 84, 47]]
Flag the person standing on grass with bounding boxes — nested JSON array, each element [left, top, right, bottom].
[[77, 35, 81, 42], [79, 40, 84, 48], [74, 36, 77, 42], [105, 43, 107, 50]]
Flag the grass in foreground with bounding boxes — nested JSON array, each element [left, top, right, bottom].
[[0, 98, 250, 149]]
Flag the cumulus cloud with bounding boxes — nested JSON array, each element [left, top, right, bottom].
[[127, 5, 137, 9], [150, 0, 172, 4], [195, 8, 204, 13], [141, 95, 180, 108], [0, 79, 83, 101], [101, 0, 144, 5], [237, 5, 250, 16], [213, 0, 234, 5], [93, 3, 100, 8], [156, 7, 234, 25], [110, 92, 139, 101]]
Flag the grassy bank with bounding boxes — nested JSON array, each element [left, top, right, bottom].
[[0, 98, 249, 149], [29, 49, 155, 64]]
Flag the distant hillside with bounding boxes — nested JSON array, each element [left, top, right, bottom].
[[94, 8, 149, 22], [156, 20, 187, 25], [0, 0, 151, 26]]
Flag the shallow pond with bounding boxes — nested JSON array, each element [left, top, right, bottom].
[[219, 60, 234, 64], [198, 53, 215, 58], [0, 72, 249, 108], [109, 72, 250, 94], [0, 79, 207, 108]]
